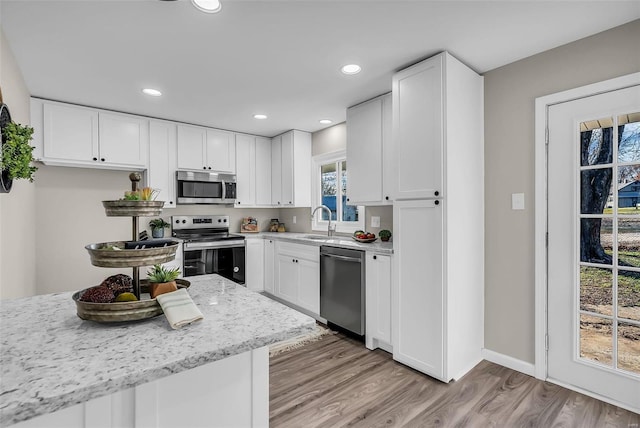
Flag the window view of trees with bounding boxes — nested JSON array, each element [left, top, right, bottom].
[[320, 160, 358, 222]]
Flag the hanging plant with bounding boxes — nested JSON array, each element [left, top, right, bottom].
[[1, 121, 37, 183]]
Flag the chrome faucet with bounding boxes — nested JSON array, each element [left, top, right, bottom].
[[311, 205, 336, 236]]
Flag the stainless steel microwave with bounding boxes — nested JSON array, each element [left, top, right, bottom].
[[176, 171, 237, 204]]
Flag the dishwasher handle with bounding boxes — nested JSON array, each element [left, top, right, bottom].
[[321, 253, 362, 263]]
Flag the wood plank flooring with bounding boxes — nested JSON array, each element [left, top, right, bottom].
[[270, 333, 640, 427]]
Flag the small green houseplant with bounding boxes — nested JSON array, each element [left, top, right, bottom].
[[379, 229, 392, 242], [147, 264, 181, 298], [149, 218, 170, 238], [1, 121, 37, 192]]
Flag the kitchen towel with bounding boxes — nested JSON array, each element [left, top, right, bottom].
[[156, 288, 204, 329]]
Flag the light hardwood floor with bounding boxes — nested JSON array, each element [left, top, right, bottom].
[[270, 332, 640, 427]]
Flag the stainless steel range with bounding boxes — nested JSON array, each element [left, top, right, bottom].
[[172, 215, 245, 284]]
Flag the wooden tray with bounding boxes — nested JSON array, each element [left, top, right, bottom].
[[85, 240, 179, 268], [72, 279, 190, 323]]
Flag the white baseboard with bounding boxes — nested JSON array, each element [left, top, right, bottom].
[[482, 348, 535, 377]]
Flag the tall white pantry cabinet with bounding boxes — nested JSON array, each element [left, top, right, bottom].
[[392, 52, 484, 382]]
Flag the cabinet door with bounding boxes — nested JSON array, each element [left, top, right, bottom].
[[98, 112, 148, 167], [148, 121, 177, 208], [381, 93, 394, 204], [177, 124, 207, 170], [271, 136, 282, 206], [276, 254, 298, 303], [245, 239, 264, 292], [235, 135, 256, 207], [393, 199, 444, 380], [255, 137, 272, 206], [392, 54, 443, 200], [206, 129, 236, 173], [297, 258, 319, 314], [366, 253, 392, 348], [43, 102, 98, 162], [280, 131, 294, 206], [264, 239, 275, 294], [347, 98, 383, 204]]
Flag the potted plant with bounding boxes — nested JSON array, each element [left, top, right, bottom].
[[379, 229, 392, 242], [147, 264, 180, 299], [0, 121, 37, 193], [149, 218, 170, 238]]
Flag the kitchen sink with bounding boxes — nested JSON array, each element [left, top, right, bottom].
[[301, 235, 330, 240]]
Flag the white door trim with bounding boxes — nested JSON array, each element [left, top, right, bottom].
[[534, 72, 640, 381]]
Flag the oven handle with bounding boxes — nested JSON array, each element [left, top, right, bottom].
[[184, 241, 245, 251]]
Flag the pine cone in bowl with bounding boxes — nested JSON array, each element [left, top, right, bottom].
[[79, 286, 115, 303], [100, 274, 133, 296]]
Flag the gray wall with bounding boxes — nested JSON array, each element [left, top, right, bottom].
[[484, 19, 640, 363], [0, 29, 37, 299]]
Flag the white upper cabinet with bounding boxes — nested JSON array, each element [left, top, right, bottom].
[[255, 137, 272, 206], [148, 120, 177, 208], [42, 101, 98, 162], [206, 129, 236, 174], [176, 124, 206, 171], [271, 130, 311, 207], [393, 54, 443, 200], [235, 134, 257, 207], [98, 112, 148, 167], [235, 135, 272, 208], [177, 125, 236, 173], [346, 93, 393, 205], [34, 99, 148, 170], [271, 135, 282, 206]]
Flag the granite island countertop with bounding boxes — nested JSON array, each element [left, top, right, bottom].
[[0, 274, 316, 426]]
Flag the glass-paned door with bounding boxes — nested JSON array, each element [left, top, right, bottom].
[[579, 113, 640, 375], [547, 85, 640, 412]]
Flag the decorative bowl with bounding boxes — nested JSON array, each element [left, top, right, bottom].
[[85, 240, 179, 268], [102, 200, 165, 217], [72, 279, 190, 323]]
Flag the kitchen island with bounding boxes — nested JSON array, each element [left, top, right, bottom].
[[0, 274, 316, 427]]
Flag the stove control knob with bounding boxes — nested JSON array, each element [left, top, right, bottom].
[[218, 219, 222, 223], [182, 220, 187, 224], [223, 219, 227, 223], [175, 220, 180, 224], [233, 267, 239, 273]]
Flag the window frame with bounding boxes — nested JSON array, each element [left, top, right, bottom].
[[311, 150, 365, 234]]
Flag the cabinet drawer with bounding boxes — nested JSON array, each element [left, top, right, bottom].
[[276, 241, 319, 261]]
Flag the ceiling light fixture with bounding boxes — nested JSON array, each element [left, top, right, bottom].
[[341, 64, 361, 75], [253, 114, 267, 120], [319, 119, 333, 125], [142, 88, 162, 97], [191, 0, 222, 13]]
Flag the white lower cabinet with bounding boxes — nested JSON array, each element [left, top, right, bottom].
[[264, 239, 275, 294], [245, 239, 264, 292], [12, 348, 269, 428], [365, 252, 392, 352], [273, 241, 319, 315]]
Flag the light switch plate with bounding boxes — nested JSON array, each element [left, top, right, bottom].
[[512, 193, 525, 210], [371, 216, 380, 228], [293, 216, 297, 224]]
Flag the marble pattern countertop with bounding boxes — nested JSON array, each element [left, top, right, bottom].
[[238, 232, 394, 254], [0, 275, 316, 426]]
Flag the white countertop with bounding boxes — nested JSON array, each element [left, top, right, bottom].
[[0, 275, 316, 426], [238, 232, 394, 255]]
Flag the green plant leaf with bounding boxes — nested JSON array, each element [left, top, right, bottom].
[[1, 122, 37, 182]]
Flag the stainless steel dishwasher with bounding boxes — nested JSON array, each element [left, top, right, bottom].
[[320, 246, 365, 336]]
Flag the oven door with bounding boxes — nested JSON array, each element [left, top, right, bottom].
[[183, 241, 245, 284]]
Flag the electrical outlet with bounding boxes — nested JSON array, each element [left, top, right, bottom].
[[293, 216, 297, 224], [371, 216, 380, 228]]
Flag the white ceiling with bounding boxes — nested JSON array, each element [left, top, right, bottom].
[[1, 1, 639, 137]]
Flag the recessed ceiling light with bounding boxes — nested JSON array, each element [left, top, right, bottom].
[[319, 119, 333, 125], [253, 114, 267, 120], [142, 88, 162, 97], [192, 0, 222, 13], [341, 64, 361, 75]]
